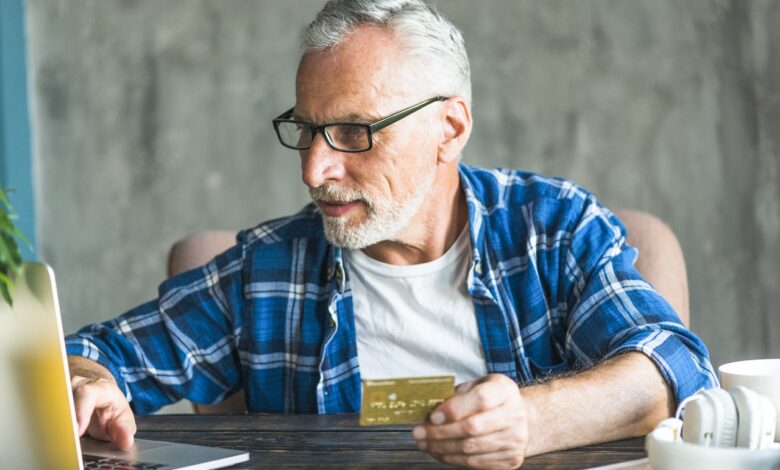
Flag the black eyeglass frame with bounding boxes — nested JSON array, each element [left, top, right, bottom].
[[272, 96, 449, 153]]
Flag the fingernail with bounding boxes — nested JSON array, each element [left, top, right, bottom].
[[413, 426, 426, 439], [430, 411, 445, 425]]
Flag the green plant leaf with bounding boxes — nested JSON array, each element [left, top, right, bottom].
[[0, 271, 12, 307], [1, 285, 11, 307], [0, 271, 12, 289], [0, 223, 25, 244], [1, 231, 21, 262], [0, 187, 29, 307], [0, 187, 10, 209]]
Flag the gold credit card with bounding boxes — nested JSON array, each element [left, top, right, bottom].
[[360, 375, 455, 426]]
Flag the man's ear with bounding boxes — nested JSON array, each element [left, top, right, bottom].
[[437, 96, 472, 165]]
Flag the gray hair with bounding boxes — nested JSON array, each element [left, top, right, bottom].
[[302, 0, 472, 105]]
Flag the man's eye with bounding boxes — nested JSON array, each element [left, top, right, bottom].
[[341, 127, 363, 139]]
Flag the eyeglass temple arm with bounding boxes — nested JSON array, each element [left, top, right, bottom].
[[368, 96, 448, 133], [273, 107, 295, 120]]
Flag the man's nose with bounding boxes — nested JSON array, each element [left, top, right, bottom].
[[300, 133, 346, 188]]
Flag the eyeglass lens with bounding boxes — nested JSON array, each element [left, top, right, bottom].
[[276, 122, 370, 151]]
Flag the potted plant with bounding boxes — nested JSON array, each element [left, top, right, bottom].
[[0, 187, 30, 306]]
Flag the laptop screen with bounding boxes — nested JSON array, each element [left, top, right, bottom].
[[0, 263, 82, 470]]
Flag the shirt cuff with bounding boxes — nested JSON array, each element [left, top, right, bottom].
[[65, 335, 132, 402], [604, 327, 718, 405]]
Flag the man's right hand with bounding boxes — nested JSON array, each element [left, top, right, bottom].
[[68, 356, 136, 450]]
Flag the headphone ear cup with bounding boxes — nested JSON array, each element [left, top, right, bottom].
[[731, 386, 762, 448], [681, 388, 738, 447], [709, 388, 739, 447], [756, 395, 778, 448], [730, 386, 777, 449]]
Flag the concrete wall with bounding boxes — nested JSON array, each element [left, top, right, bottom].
[[26, 1, 779, 375]]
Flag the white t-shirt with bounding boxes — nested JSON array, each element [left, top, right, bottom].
[[345, 228, 487, 385]]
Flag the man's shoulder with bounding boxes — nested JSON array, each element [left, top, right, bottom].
[[238, 203, 327, 249], [460, 164, 626, 264], [459, 163, 595, 216]]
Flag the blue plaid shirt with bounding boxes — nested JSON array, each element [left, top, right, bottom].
[[65, 164, 717, 415]]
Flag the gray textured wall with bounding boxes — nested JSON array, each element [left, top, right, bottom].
[[26, 1, 779, 374]]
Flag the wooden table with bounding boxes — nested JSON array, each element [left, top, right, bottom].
[[136, 414, 647, 469]]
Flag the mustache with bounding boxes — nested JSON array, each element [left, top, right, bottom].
[[309, 184, 372, 207]]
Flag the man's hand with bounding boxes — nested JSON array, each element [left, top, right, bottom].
[[413, 374, 529, 469], [68, 356, 136, 450], [411, 353, 674, 468]]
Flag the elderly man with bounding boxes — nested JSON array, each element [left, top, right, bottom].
[[66, 0, 716, 468]]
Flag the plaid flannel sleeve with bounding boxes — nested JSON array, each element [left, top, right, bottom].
[[64, 237, 247, 414], [563, 197, 718, 405]]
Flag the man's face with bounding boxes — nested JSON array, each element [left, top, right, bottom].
[[294, 26, 442, 249]]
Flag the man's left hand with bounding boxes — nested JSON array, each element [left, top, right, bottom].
[[413, 374, 530, 469]]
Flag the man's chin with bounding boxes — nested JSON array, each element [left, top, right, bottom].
[[321, 218, 381, 250]]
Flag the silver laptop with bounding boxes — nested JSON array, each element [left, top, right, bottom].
[[0, 263, 249, 470]]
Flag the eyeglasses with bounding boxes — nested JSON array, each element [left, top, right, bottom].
[[272, 96, 448, 153]]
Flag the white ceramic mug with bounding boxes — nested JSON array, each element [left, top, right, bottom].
[[719, 359, 780, 441]]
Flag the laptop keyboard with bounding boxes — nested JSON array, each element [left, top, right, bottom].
[[83, 454, 172, 470]]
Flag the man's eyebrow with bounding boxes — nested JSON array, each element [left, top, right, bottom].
[[341, 112, 371, 122]]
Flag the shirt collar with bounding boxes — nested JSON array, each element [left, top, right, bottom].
[[327, 245, 346, 293], [458, 163, 493, 297], [325, 162, 491, 295]]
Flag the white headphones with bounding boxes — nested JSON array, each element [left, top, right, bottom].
[[646, 386, 780, 470], [679, 386, 776, 448]]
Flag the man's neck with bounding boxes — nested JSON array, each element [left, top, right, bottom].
[[360, 166, 467, 265]]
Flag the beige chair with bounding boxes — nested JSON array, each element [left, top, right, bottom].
[[616, 209, 689, 325], [167, 209, 689, 414]]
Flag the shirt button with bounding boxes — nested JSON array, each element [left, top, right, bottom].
[[327, 267, 335, 279], [329, 318, 336, 328], [475, 262, 483, 275]]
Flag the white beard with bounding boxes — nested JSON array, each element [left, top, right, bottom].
[[309, 169, 436, 249]]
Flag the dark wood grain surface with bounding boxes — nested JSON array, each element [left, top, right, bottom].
[[136, 414, 647, 469]]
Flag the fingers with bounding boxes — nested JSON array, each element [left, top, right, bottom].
[[72, 376, 98, 437], [433, 448, 526, 469], [418, 425, 525, 455], [454, 379, 478, 395], [416, 402, 526, 443], [425, 374, 520, 433], [71, 375, 136, 450], [413, 374, 530, 469], [107, 406, 137, 450], [419, 422, 528, 469]]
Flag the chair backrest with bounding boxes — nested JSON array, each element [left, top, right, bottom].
[[613, 209, 690, 327], [167, 210, 689, 414], [166, 230, 239, 279]]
